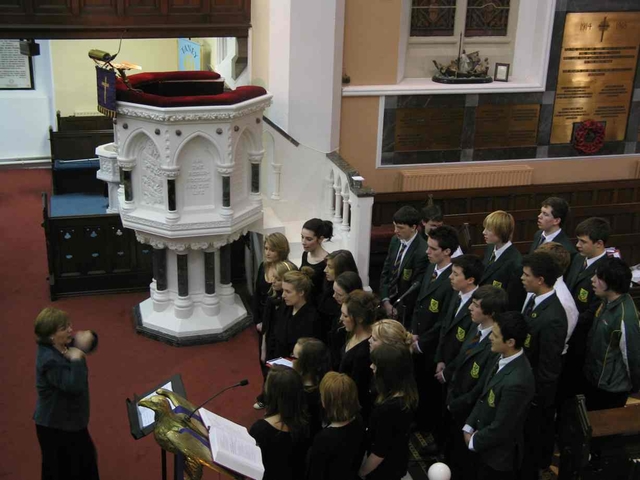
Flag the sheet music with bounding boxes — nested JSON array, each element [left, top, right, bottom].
[[266, 357, 293, 368], [214, 429, 263, 465], [138, 381, 174, 428], [200, 408, 250, 438]]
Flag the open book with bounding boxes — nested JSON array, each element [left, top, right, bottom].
[[266, 357, 293, 368], [199, 408, 264, 480]]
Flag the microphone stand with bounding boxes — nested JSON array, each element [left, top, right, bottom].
[[187, 380, 249, 421]]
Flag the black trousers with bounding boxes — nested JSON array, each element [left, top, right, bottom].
[[36, 424, 99, 480], [520, 403, 556, 480], [413, 353, 442, 432], [475, 462, 515, 480]]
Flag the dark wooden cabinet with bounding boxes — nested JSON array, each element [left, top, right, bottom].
[[0, 0, 250, 39]]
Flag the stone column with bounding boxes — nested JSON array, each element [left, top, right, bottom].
[[341, 187, 351, 233], [202, 247, 220, 316], [217, 164, 234, 218], [117, 157, 136, 212], [249, 150, 264, 205], [174, 250, 193, 318], [96, 143, 120, 213], [161, 166, 181, 224], [217, 243, 235, 305], [151, 246, 170, 312]]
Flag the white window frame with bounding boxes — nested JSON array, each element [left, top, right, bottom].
[[344, 0, 556, 95]]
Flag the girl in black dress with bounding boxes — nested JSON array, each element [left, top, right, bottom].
[[359, 344, 418, 480], [249, 366, 309, 480], [318, 250, 359, 341], [293, 337, 331, 438], [255, 260, 298, 409], [252, 232, 292, 335], [300, 218, 333, 301], [307, 372, 365, 480], [329, 272, 363, 370], [339, 290, 377, 423], [272, 268, 322, 358]]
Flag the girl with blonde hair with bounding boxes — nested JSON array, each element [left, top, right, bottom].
[[369, 319, 413, 352]]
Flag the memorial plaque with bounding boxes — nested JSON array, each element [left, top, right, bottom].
[[551, 12, 640, 144], [474, 104, 540, 149], [395, 107, 464, 151]]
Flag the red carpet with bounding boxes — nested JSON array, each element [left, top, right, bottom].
[[0, 168, 265, 479]]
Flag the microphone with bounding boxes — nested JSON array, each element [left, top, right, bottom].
[[187, 379, 249, 420], [393, 280, 422, 307]]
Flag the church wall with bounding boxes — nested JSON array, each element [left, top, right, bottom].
[[51, 39, 178, 116], [251, 0, 270, 89], [0, 40, 55, 163], [339, 0, 640, 193], [342, 0, 402, 86]]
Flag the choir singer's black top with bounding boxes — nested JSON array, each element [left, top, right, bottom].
[[307, 416, 365, 480], [249, 419, 308, 480]]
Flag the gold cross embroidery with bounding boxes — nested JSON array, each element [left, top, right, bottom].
[[101, 77, 110, 104]]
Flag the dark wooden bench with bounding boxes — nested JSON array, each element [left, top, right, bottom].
[[559, 396, 640, 479], [50, 112, 114, 195], [42, 192, 152, 300]]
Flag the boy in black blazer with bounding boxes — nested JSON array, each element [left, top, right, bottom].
[[479, 210, 526, 311], [520, 252, 568, 480], [410, 225, 458, 433], [463, 312, 535, 480], [380, 206, 429, 327], [528, 196, 577, 257]]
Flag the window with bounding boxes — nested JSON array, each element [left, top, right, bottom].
[[410, 0, 511, 38]]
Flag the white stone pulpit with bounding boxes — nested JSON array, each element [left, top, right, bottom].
[[105, 71, 272, 345]]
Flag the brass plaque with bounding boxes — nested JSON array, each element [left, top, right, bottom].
[[474, 104, 540, 149], [551, 12, 640, 144], [395, 107, 464, 151]]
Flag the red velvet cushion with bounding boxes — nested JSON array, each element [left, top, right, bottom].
[[116, 71, 268, 108]]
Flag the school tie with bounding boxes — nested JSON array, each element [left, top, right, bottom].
[[388, 242, 408, 299], [488, 250, 496, 265], [580, 257, 587, 273], [534, 233, 545, 250], [452, 295, 462, 317], [489, 359, 500, 380], [523, 295, 536, 317], [465, 330, 481, 356], [430, 270, 438, 283]]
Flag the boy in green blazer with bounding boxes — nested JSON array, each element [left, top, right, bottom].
[[463, 311, 535, 480]]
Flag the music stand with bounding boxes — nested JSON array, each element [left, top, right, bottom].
[[125, 373, 187, 480]]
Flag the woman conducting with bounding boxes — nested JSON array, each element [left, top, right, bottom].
[[34, 307, 99, 480]]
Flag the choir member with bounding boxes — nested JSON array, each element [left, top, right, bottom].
[[307, 372, 365, 480], [301, 218, 333, 300], [250, 366, 310, 480], [339, 290, 377, 422], [293, 337, 332, 437], [359, 344, 418, 480]]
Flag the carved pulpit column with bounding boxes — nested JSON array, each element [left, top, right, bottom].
[[202, 246, 220, 316], [248, 150, 264, 204], [96, 143, 121, 213], [161, 166, 181, 224], [151, 246, 170, 312], [117, 157, 136, 212], [218, 243, 235, 305], [217, 163, 234, 218], [174, 249, 193, 319]]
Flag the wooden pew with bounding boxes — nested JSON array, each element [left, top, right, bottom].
[[49, 112, 114, 195], [559, 395, 640, 479], [41, 192, 152, 300]]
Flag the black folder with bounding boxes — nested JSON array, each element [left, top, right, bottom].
[[125, 373, 187, 440]]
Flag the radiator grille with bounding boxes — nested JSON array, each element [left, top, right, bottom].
[[398, 165, 534, 192]]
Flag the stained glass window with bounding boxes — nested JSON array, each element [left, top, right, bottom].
[[410, 0, 456, 37], [465, 0, 510, 37]]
